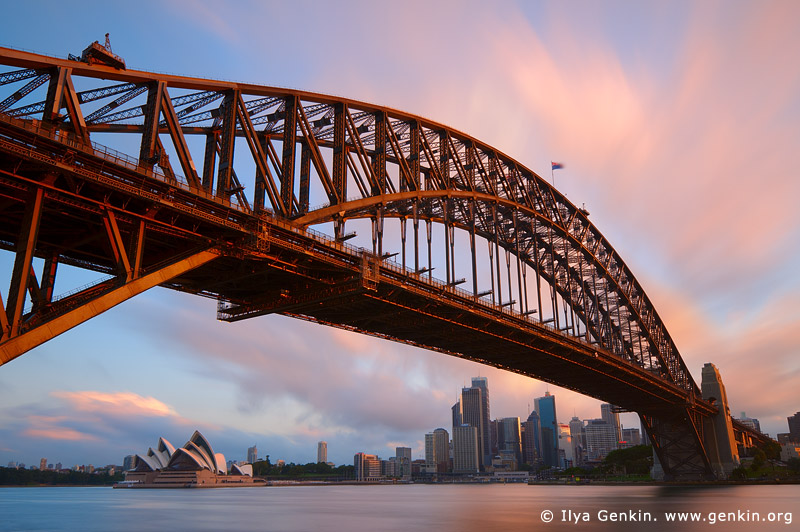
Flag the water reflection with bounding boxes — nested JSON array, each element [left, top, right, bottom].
[[0, 484, 796, 531]]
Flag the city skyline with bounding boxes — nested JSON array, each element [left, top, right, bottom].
[[1, 1, 798, 468]]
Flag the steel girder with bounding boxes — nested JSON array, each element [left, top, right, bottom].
[[0, 47, 732, 477]]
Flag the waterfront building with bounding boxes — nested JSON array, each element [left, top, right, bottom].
[[382, 458, 397, 477], [247, 445, 258, 464], [123, 430, 262, 488], [396, 447, 412, 480], [787, 412, 800, 442], [424, 433, 435, 473], [535, 392, 559, 468], [585, 419, 617, 461], [434, 428, 450, 472], [354, 453, 381, 481], [452, 424, 480, 473], [424, 429, 450, 473], [317, 441, 328, 463], [498, 417, 522, 465], [601, 404, 622, 447], [471, 377, 492, 468]]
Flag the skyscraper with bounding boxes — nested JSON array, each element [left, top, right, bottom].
[[569, 416, 585, 466], [247, 445, 258, 464], [534, 392, 559, 468], [601, 404, 622, 446], [433, 428, 450, 472], [452, 400, 462, 429], [461, 386, 486, 469], [317, 441, 328, 464], [498, 417, 522, 465], [521, 410, 542, 466], [471, 377, 492, 468], [789, 412, 800, 443], [425, 433, 436, 473], [558, 423, 573, 467], [452, 425, 480, 473]]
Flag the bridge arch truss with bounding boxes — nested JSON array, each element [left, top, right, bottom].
[[0, 47, 771, 479]]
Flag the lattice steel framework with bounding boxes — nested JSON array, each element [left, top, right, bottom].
[[0, 46, 772, 479]]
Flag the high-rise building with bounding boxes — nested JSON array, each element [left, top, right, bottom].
[[39, 458, 47, 471], [788, 412, 800, 443], [434, 428, 450, 472], [471, 377, 492, 468], [424, 433, 436, 473], [247, 445, 258, 464], [569, 416, 586, 459], [317, 441, 328, 463], [558, 423, 573, 468], [498, 417, 522, 465], [425, 429, 450, 473], [521, 410, 542, 466], [452, 400, 462, 429], [585, 419, 617, 460], [354, 453, 381, 481], [396, 447, 412, 480], [452, 425, 480, 473], [600, 404, 622, 446], [461, 386, 486, 469], [489, 419, 500, 458], [534, 392, 559, 468]]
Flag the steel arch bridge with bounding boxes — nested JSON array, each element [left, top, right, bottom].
[[0, 45, 768, 480]]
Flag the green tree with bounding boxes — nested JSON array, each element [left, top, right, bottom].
[[751, 449, 766, 471]]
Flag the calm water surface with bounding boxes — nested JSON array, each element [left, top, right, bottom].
[[1, 484, 798, 531]]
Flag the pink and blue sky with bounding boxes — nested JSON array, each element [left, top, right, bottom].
[[1, 0, 798, 467]]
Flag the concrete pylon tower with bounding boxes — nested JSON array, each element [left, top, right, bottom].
[[701, 363, 740, 478]]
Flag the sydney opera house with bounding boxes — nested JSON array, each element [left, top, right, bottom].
[[120, 430, 265, 488]]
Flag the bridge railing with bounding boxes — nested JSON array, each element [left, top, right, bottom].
[[3, 111, 607, 361], [0, 112, 250, 212]]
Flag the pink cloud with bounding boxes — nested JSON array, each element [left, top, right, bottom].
[[52, 391, 179, 418], [22, 416, 99, 442]]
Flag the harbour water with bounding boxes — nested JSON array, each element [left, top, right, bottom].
[[1, 484, 797, 531]]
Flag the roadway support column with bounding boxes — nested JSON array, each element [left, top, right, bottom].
[[5, 187, 44, 338]]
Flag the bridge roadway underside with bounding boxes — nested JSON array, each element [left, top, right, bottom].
[[0, 115, 706, 422]]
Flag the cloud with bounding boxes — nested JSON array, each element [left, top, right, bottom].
[[23, 416, 99, 442], [52, 391, 179, 418]]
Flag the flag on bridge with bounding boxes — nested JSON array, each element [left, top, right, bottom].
[[551, 162, 564, 171]]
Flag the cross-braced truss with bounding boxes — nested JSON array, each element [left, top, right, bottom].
[[0, 46, 773, 479]]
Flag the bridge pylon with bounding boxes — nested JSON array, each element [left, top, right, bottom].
[[700, 362, 741, 478]]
